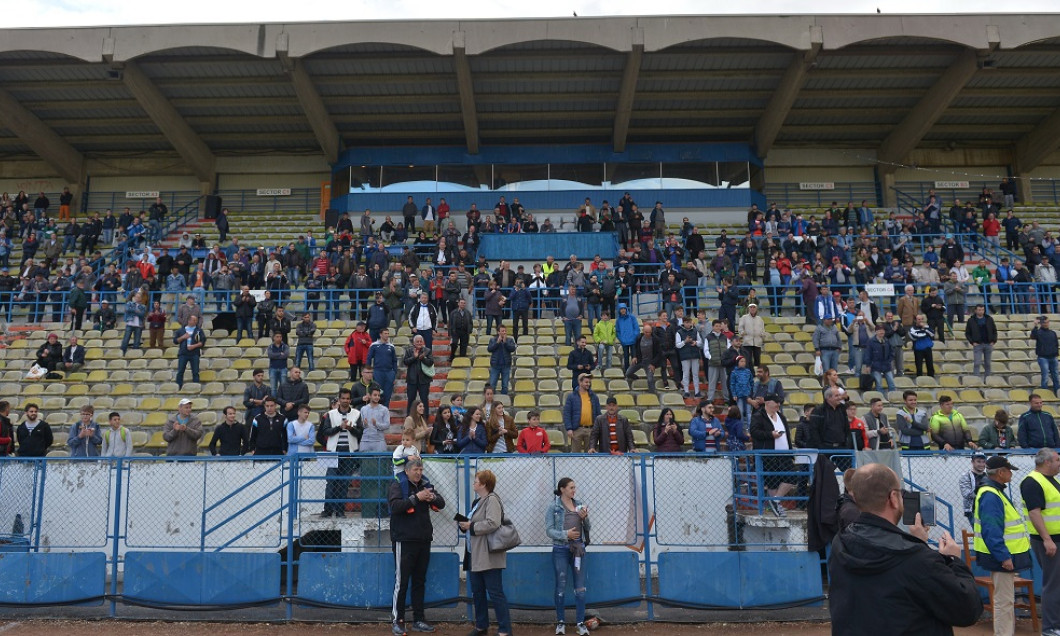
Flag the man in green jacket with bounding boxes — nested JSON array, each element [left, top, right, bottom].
[[929, 396, 979, 451], [68, 279, 89, 331], [593, 310, 617, 370]]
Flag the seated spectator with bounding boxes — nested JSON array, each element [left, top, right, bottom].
[[34, 332, 62, 372], [978, 410, 1015, 450], [67, 405, 102, 457], [101, 412, 132, 457], [16, 403, 53, 457], [96, 299, 116, 331], [62, 335, 85, 374], [929, 396, 977, 451], [163, 398, 203, 457]]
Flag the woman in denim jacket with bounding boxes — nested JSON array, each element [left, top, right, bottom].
[[545, 477, 591, 636]]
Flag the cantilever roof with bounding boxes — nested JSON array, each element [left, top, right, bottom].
[[0, 14, 1059, 165]]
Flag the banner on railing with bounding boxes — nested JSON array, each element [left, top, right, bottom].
[[934, 181, 970, 189], [864, 283, 894, 296], [125, 191, 159, 199], [798, 182, 834, 191], [257, 188, 292, 196]]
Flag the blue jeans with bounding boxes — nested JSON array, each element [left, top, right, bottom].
[[295, 344, 314, 370], [469, 567, 511, 634], [851, 346, 865, 373], [236, 316, 253, 341], [489, 365, 511, 395], [872, 370, 896, 393], [819, 349, 840, 376], [586, 303, 601, 329], [596, 343, 613, 370], [564, 319, 582, 346], [1039, 356, 1059, 391], [176, 354, 199, 387], [121, 326, 142, 353], [553, 545, 587, 624], [485, 315, 501, 336], [375, 367, 396, 406], [269, 368, 285, 395]]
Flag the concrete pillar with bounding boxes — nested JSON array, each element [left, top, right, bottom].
[[880, 172, 897, 208]]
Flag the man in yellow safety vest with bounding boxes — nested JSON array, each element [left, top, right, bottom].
[[974, 455, 1032, 636], [1020, 448, 1060, 636]]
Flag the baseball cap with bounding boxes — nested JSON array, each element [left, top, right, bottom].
[[764, 394, 782, 404], [972, 452, 987, 460], [606, 397, 618, 405], [178, 398, 193, 406], [986, 456, 1017, 471]]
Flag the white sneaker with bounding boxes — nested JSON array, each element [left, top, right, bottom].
[[577, 623, 591, 636], [555, 624, 566, 635]]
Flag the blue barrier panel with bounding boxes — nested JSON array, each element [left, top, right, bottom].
[[297, 551, 460, 608], [656, 552, 742, 607], [479, 232, 618, 261], [502, 551, 641, 607], [123, 552, 280, 606], [739, 551, 822, 607], [0, 552, 106, 605]]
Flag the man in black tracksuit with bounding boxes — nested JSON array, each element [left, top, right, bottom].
[[248, 397, 287, 456], [388, 459, 446, 635]]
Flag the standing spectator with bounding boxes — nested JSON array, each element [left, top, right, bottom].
[[318, 388, 362, 517], [675, 315, 702, 398], [266, 333, 289, 395], [485, 403, 518, 454], [286, 404, 316, 455], [920, 287, 946, 343], [68, 279, 88, 330], [359, 387, 391, 453], [487, 325, 516, 396], [101, 412, 133, 457], [61, 335, 85, 375], [408, 292, 438, 354], [120, 290, 146, 355], [403, 335, 435, 416], [449, 297, 474, 359], [1020, 448, 1060, 636], [516, 410, 551, 454], [276, 367, 310, 423], [561, 286, 583, 347], [509, 279, 531, 336], [147, 301, 167, 350], [233, 287, 256, 341], [973, 456, 1032, 636], [979, 409, 1016, 450], [881, 311, 907, 377], [615, 303, 639, 371], [242, 368, 270, 428], [269, 306, 292, 345], [457, 470, 512, 636], [626, 323, 661, 394], [737, 303, 765, 369], [929, 396, 977, 451], [256, 290, 276, 340], [812, 316, 843, 379], [958, 452, 988, 526], [653, 408, 684, 452], [176, 295, 202, 328], [67, 405, 102, 457], [248, 396, 286, 456], [863, 397, 893, 450], [908, 314, 936, 378], [895, 390, 931, 450], [566, 336, 596, 392], [368, 328, 399, 406], [590, 397, 636, 454], [702, 320, 730, 400], [173, 314, 206, 388], [806, 388, 852, 452], [294, 312, 317, 372], [749, 394, 794, 517], [216, 208, 230, 243], [1018, 394, 1060, 449], [896, 284, 919, 328], [1033, 315, 1060, 394], [965, 304, 997, 381], [563, 373, 601, 453], [16, 404, 53, 456], [344, 322, 372, 382], [389, 458, 445, 636], [0, 401, 11, 457], [209, 406, 246, 456], [866, 324, 895, 393], [402, 196, 418, 233], [593, 310, 616, 371], [483, 281, 504, 337], [163, 399, 203, 456], [547, 477, 592, 636]]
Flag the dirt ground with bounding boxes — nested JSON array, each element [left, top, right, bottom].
[[0, 619, 1038, 635]]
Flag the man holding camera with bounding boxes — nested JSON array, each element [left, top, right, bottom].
[[1032, 315, 1059, 394], [975, 456, 1032, 636], [388, 458, 445, 635]]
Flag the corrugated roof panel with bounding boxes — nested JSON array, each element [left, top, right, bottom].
[[318, 80, 456, 97], [194, 121, 314, 134], [52, 123, 160, 136], [814, 52, 956, 70], [471, 52, 627, 74], [160, 82, 296, 99], [7, 84, 133, 101], [793, 95, 919, 109], [329, 100, 462, 115], [479, 117, 611, 130], [641, 51, 793, 72], [803, 75, 937, 90], [937, 112, 1044, 126], [35, 106, 149, 119], [637, 77, 780, 92], [967, 74, 1060, 88], [474, 78, 621, 93], [0, 63, 113, 83], [178, 103, 306, 117], [140, 59, 283, 79], [305, 56, 452, 75], [952, 94, 1060, 108]]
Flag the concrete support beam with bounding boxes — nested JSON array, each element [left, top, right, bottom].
[[0, 87, 84, 185], [119, 60, 216, 184], [452, 32, 480, 155], [877, 49, 980, 175], [1014, 108, 1060, 177], [612, 28, 645, 153], [753, 27, 822, 159], [278, 34, 341, 164]]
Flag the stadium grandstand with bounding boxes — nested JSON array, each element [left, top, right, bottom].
[[1, 13, 1060, 627]]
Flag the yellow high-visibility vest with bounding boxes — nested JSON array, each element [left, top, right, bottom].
[[973, 485, 1031, 556], [1022, 471, 1060, 537]]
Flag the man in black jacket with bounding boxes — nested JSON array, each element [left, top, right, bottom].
[[209, 406, 246, 456], [808, 388, 853, 468], [388, 458, 445, 635], [625, 323, 662, 393], [829, 463, 982, 635], [16, 403, 53, 457], [964, 304, 997, 381], [248, 397, 287, 456]]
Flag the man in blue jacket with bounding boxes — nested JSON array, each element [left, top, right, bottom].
[[1032, 315, 1060, 393], [563, 373, 601, 453], [1018, 394, 1060, 449], [367, 328, 398, 406], [487, 325, 516, 395], [866, 324, 895, 392], [615, 303, 640, 371]]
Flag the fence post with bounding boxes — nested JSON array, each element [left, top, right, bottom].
[[638, 454, 655, 620], [32, 459, 46, 551], [285, 457, 297, 620], [110, 457, 124, 618]]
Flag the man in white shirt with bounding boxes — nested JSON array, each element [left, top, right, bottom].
[[749, 394, 794, 517], [318, 388, 362, 518]]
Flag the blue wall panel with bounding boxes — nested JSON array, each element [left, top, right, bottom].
[[0, 552, 105, 605], [297, 552, 460, 608], [123, 552, 280, 606], [739, 551, 822, 607], [502, 551, 641, 607], [656, 552, 742, 607], [479, 233, 618, 261], [333, 188, 759, 215]]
